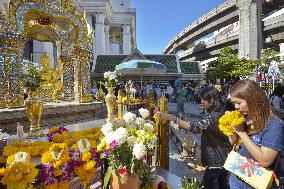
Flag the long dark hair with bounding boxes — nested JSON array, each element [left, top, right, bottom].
[[199, 86, 224, 113], [229, 79, 273, 133]]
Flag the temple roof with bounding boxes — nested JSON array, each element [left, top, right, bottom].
[[95, 54, 178, 74]]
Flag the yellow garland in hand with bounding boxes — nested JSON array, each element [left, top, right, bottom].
[[219, 111, 244, 136]]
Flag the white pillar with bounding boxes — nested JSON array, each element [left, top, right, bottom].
[[123, 24, 131, 55], [279, 43, 284, 54], [95, 13, 105, 55], [86, 15, 96, 62], [105, 25, 110, 55]]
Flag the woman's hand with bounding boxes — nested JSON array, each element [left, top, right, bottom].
[[228, 133, 239, 145], [233, 124, 247, 138], [178, 119, 190, 130], [159, 112, 175, 122]]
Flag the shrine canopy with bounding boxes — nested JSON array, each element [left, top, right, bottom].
[[116, 59, 166, 87], [115, 59, 166, 75]]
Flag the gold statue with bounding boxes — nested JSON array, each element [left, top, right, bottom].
[[40, 53, 64, 101], [95, 83, 105, 102]]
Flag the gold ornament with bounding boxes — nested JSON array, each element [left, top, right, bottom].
[[105, 87, 116, 123]]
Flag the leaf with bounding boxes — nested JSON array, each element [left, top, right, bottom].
[[104, 166, 112, 188], [120, 174, 126, 184]]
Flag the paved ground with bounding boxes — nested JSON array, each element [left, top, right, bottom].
[[167, 102, 205, 181]]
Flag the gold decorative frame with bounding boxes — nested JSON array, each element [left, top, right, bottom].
[[0, 0, 93, 108]]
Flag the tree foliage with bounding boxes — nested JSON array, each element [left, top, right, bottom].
[[205, 47, 257, 80]]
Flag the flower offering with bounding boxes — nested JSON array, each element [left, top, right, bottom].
[[97, 108, 157, 187], [48, 126, 70, 143], [70, 138, 100, 185], [0, 152, 38, 189], [40, 143, 72, 189], [219, 110, 244, 136]]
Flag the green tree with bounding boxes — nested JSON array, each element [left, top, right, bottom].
[[256, 48, 280, 73], [205, 47, 257, 80]]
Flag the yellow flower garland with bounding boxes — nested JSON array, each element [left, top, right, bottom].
[[71, 128, 102, 147], [0, 152, 38, 189], [48, 127, 70, 143], [3, 141, 53, 157], [219, 110, 244, 136], [41, 143, 70, 168], [74, 160, 96, 185], [44, 180, 69, 189]]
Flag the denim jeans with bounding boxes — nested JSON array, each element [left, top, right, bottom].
[[229, 174, 284, 189], [229, 174, 253, 189]]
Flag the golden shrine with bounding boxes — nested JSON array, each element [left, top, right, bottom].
[[0, 0, 94, 109]]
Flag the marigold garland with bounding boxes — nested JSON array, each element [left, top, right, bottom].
[[41, 143, 70, 167], [71, 128, 102, 147], [40, 143, 72, 189], [70, 138, 100, 185], [219, 110, 244, 136], [48, 126, 70, 143], [3, 141, 53, 157], [0, 152, 38, 189]]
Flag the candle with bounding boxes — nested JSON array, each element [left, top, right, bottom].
[[17, 122, 24, 138]]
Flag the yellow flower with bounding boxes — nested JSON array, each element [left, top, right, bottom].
[[219, 111, 244, 136], [85, 160, 96, 170], [3, 141, 53, 157], [0, 167, 5, 176], [82, 152, 91, 162], [1, 159, 38, 188], [104, 145, 110, 150], [53, 169, 63, 177]]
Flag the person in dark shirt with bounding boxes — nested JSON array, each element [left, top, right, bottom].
[[159, 86, 231, 189]]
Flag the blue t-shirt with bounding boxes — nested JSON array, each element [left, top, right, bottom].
[[238, 117, 284, 164]]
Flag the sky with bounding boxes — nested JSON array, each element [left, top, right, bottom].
[[131, 0, 225, 54]]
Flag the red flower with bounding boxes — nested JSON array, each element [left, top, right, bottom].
[[119, 168, 128, 175]]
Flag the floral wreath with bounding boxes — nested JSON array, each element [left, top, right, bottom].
[[40, 143, 72, 189], [0, 152, 38, 189]]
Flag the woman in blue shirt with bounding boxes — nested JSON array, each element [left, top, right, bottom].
[[228, 79, 284, 189]]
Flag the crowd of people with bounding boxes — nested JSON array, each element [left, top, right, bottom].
[[159, 80, 284, 189], [89, 78, 284, 188]]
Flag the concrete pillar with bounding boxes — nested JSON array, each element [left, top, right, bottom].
[[237, 0, 263, 60], [123, 24, 131, 55], [105, 25, 110, 55], [95, 13, 105, 55]]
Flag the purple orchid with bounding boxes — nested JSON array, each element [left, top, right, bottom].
[[109, 140, 118, 149], [48, 126, 68, 142]]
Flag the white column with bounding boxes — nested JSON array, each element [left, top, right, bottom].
[[123, 24, 131, 55], [86, 15, 96, 62], [105, 25, 110, 55], [279, 43, 284, 54], [95, 13, 105, 55]]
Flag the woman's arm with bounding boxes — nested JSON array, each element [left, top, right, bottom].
[[159, 112, 190, 129], [234, 127, 278, 167]]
